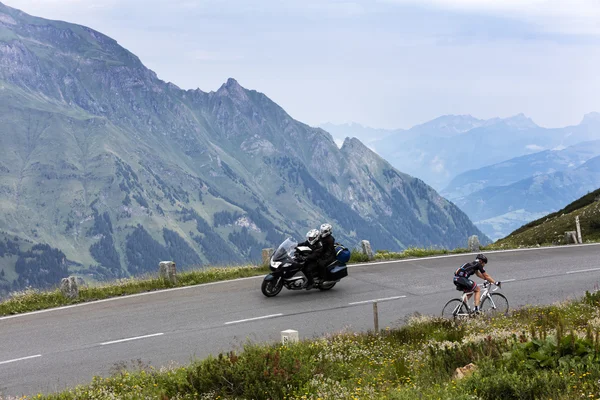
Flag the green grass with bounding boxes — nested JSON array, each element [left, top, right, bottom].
[[28, 290, 600, 400], [352, 246, 474, 264], [373, 247, 472, 260]]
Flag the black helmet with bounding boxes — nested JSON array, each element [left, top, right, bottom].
[[476, 254, 488, 264]]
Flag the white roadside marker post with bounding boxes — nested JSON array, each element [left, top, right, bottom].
[[576, 216, 583, 244], [373, 302, 379, 334], [281, 329, 299, 345]]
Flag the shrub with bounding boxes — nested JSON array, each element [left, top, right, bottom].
[[349, 249, 370, 263]]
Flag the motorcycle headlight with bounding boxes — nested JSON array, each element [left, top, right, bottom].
[[270, 260, 282, 268]]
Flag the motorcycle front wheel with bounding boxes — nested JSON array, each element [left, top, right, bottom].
[[261, 278, 284, 297]]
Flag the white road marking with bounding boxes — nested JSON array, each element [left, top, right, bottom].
[[100, 333, 164, 346], [348, 296, 406, 305], [224, 313, 283, 325], [0, 354, 42, 366], [503, 279, 516, 282], [566, 267, 600, 275], [2, 243, 599, 322]]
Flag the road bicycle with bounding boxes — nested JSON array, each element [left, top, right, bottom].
[[441, 281, 509, 318]]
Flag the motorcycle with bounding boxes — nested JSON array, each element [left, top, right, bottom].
[[261, 238, 349, 297]]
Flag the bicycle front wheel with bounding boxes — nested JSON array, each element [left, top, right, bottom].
[[442, 298, 468, 319], [480, 293, 509, 316]]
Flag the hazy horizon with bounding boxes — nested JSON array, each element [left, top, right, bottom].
[[3, 0, 599, 130], [321, 111, 600, 131]]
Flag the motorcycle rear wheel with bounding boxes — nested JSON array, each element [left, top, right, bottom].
[[319, 281, 336, 291], [261, 278, 283, 297]]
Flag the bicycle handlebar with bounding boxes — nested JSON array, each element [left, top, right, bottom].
[[482, 280, 502, 288]]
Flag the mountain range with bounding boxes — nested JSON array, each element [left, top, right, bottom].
[[0, 2, 487, 293], [324, 113, 600, 240], [439, 136, 600, 240], [454, 154, 600, 240], [442, 139, 600, 201], [324, 113, 600, 191]]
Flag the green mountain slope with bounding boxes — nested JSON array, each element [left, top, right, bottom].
[[494, 187, 600, 247], [0, 2, 487, 293]]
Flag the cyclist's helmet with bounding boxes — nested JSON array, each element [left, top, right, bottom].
[[320, 223, 332, 238], [306, 229, 320, 245], [476, 254, 488, 264]]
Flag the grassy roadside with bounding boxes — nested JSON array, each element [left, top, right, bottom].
[[0, 265, 269, 317], [21, 290, 600, 400], [372, 246, 473, 260]]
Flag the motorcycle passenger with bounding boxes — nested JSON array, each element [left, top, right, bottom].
[[296, 229, 323, 290], [453, 254, 500, 313], [317, 223, 336, 280]]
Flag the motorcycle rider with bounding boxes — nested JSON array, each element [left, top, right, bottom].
[[296, 229, 323, 289], [317, 223, 336, 280]]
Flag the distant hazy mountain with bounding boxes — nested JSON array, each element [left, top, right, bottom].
[[454, 155, 600, 240], [403, 114, 491, 137], [0, 2, 487, 293], [442, 140, 600, 201], [320, 115, 485, 148], [366, 113, 600, 190]]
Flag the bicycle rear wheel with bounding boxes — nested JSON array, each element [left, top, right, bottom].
[[480, 293, 509, 316], [441, 298, 468, 319]]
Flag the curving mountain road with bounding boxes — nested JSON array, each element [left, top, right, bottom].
[[2, 244, 600, 397]]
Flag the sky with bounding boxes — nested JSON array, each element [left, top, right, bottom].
[[4, 0, 600, 130]]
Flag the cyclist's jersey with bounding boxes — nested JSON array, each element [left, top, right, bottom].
[[454, 261, 485, 278]]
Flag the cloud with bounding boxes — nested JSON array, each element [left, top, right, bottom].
[[7, 0, 116, 7], [5, 0, 599, 131], [525, 144, 544, 151], [380, 0, 599, 18], [430, 155, 446, 174], [380, 0, 600, 34], [5, 0, 119, 15], [303, 1, 366, 17]]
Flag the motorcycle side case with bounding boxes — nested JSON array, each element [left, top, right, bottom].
[[327, 265, 348, 281]]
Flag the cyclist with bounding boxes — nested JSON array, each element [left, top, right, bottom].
[[453, 254, 500, 313]]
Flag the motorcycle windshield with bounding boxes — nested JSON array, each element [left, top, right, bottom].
[[272, 238, 298, 262]]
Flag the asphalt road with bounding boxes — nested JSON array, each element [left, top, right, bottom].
[[2, 244, 600, 397]]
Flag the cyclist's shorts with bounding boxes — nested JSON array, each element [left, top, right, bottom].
[[453, 276, 476, 292]]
